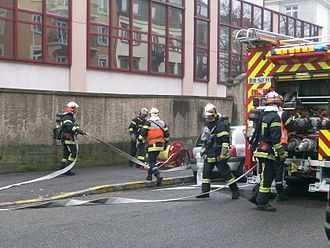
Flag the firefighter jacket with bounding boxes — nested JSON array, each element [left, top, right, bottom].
[[128, 116, 146, 137], [138, 117, 170, 152], [255, 106, 284, 160], [201, 117, 230, 164], [61, 113, 82, 145]]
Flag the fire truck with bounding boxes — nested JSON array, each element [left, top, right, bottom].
[[236, 28, 330, 193]]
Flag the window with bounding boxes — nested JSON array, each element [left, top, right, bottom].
[[0, 0, 71, 65], [279, 14, 287, 35], [194, 0, 209, 82], [98, 55, 108, 67], [0, 9, 7, 35], [242, 2, 252, 27], [288, 17, 295, 37], [219, 0, 230, 25], [87, 0, 184, 77], [31, 45, 42, 61], [263, 9, 272, 32], [97, 25, 108, 46], [97, 0, 108, 14], [0, 44, 4, 56], [196, 0, 208, 17], [253, 6, 262, 29], [31, 14, 42, 34], [232, 0, 241, 27], [286, 5, 298, 18]]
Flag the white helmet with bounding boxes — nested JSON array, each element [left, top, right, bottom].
[[204, 103, 219, 122], [265, 91, 283, 106], [64, 101, 79, 113], [139, 107, 149, 118], [150, 107, 159, 118]]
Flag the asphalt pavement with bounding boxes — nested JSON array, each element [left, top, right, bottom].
[[0, 185, 328, 248], [0, 164, 193, 203]]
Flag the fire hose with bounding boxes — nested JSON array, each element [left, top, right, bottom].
[[0, 164, 256, 211]]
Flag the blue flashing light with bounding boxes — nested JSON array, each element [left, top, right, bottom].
[[314, 44, 328, 52]]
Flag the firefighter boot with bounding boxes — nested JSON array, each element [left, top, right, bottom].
[[156, 175, 163, 186], [196, 183, 211, 198], [60, 160, 75, 176], [256, 192, 276, 212], [153, 167, 163, 186], [146, 168, 152, 181], [229, 182, 240, 200], [64, 170, 75, 176], [249, 184, 259, 205], [256, 203, 277, 212]]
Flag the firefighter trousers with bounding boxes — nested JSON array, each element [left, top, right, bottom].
[[201, 160, 239, 193], [136, 142, 147, 162], [256, 158, 276, 206], [61, 142, 77, 174], [274, 160, 285, 193], [147, 151, 160, 179], [129, 140, 137, 166], [62, 142, 77, 163]]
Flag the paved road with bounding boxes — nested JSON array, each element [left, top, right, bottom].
[[1, 184, 328, 248]]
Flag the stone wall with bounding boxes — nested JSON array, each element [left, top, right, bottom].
[[0, 89, 233, 173]]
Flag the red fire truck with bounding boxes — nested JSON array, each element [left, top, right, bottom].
[[236, 28, 330, 193]]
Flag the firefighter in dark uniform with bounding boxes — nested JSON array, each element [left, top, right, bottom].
[[60, 101, 86, 176], [252, 91, 288, 211], [128, 108, 149, 166], [138, 107, 169, 186], [196, 103, 240, 199]]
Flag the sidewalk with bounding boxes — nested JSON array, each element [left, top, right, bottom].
[[0, 165, 194, 204]]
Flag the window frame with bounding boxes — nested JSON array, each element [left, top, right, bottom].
[[0, 0, 72, 66], [87, 0, 185, 78], [194, 0, 210, 82]]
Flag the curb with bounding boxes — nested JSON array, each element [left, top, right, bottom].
[[1, 176, 195, 208]]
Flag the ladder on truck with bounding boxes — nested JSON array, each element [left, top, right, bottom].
[[235, 28, 320, 47]]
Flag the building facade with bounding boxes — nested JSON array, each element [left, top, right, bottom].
[[0, 0, 320, 97], [265, 0, 330, 39]]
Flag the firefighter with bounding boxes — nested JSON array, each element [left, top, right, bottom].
[[138, 107, 169, 186], [60, 101, 87, 176], [128, 108, 149, 166], [251, 91, 288, 211], [196, 103, 240, 199]]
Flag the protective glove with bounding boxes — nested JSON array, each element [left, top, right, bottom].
[[218, 143, 230, 160], [274, 145, 287, 161], [137, 135, 145, 143]]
